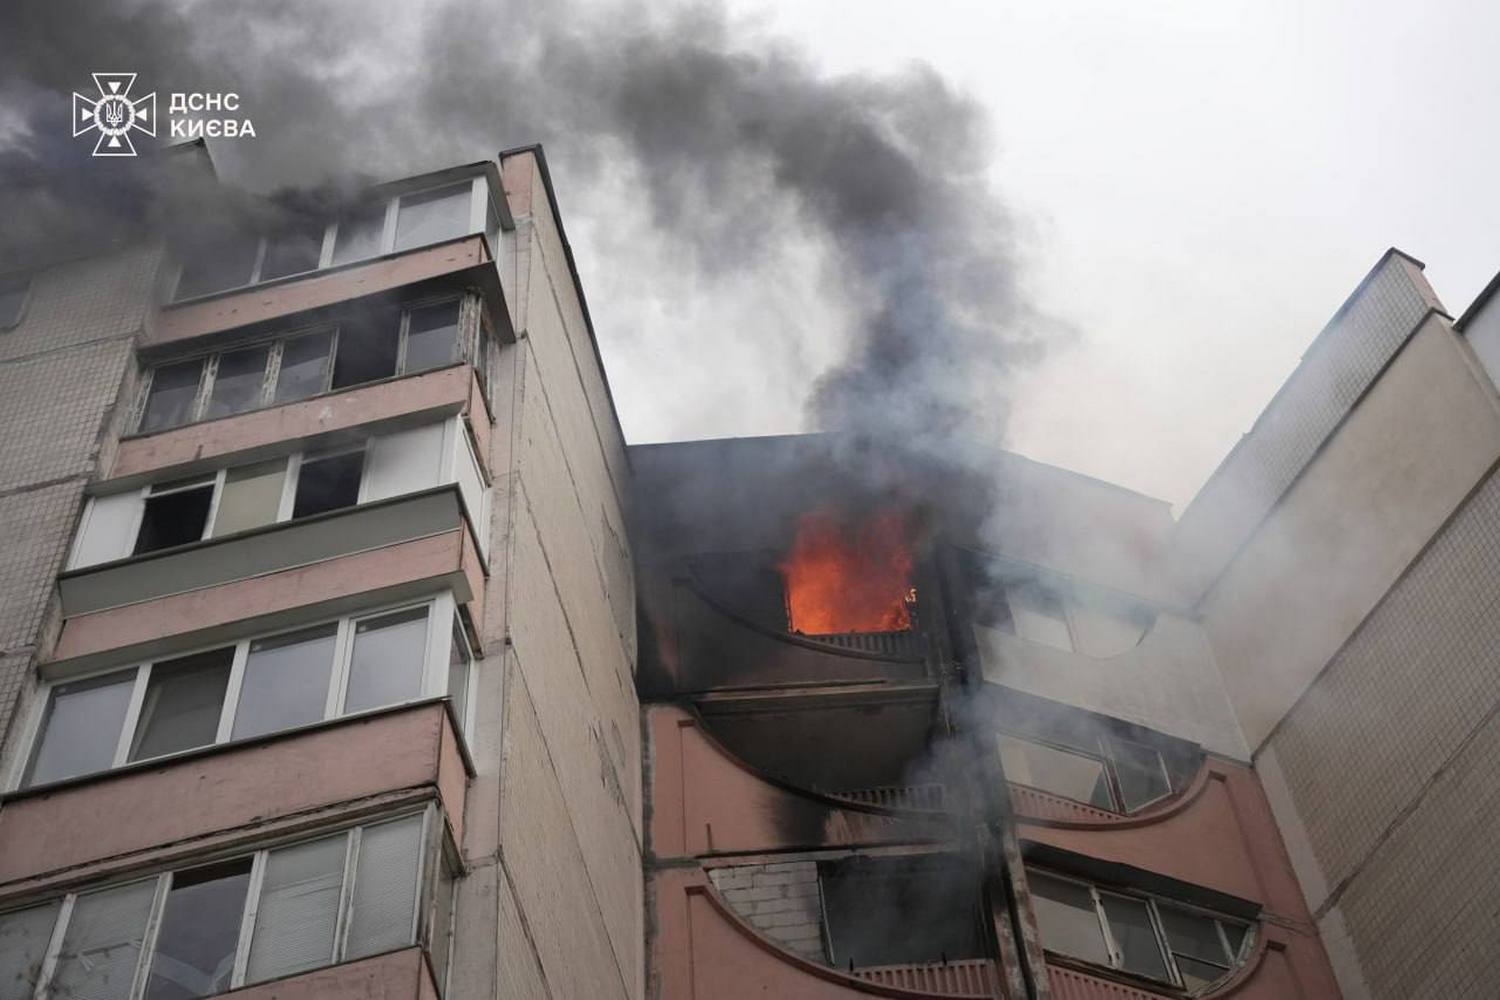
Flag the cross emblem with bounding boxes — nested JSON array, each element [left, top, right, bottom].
[[72, 73, 157, 157]]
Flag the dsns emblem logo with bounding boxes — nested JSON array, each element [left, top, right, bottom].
[[73, 73, 156, 156]]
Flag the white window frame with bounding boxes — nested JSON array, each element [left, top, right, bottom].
[[1027, 867, 1249, 991], [8, 593, 469, 792], [998, 729, 1174, 815], [11, 806, 440, 1000]]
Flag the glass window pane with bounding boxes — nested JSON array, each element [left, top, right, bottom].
[[273, 331, 334, 403], [291, 449, 365, 519], [345, 816, 424, 959], [129, 649, 234, 762], [204, 346, 269, 419], [344, 607, 429, 714], [258, 228, 323, 281], [1159, 906, 1232, 965], [331, 205, 386, 266], [211, 460, 287, 538], [175, 240, 258, 300], [1220, 920, 1247, 958], [403, 301, 460, 373], [143, 860, 252, 1000], [1111, 737, 1171, 812], [1008, 582, 1073, 651], [0, 902, 61, 1000], [394, 185, 471, 252], [1028, 873, 1110, 967], [140, 361, 204, 432], [447, 617, 470, 733], [25, 672, 134, 786], [330, 311, 400, 390], [134, 484, 214, 555], [427, 857, 456, 994], [52, 879, 158, 1000], [232, 624, 338, 740], [245, 835, 346, 983], [999, 734, 1114, 809], [1099, 893, 1170, 981], [1175, 954, 1230, 991]]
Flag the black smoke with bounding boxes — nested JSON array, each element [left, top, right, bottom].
[[0, 0, 1054, 456]]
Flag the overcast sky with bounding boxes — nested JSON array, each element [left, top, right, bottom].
[[584, 0, 1500, 508]]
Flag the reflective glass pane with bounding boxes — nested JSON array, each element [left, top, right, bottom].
[[0, 902, 61, 1000], [245, 836, 346, 983], [25, 672, 134, 786], [394, 185, 471, 252], [232, 624, 338, 740], [331, 204, 386, 265], [403, 300, 460, 372], [274, 331, 334, 403], [1099, 893, 1169, 981], [52, 879, 157, 1000], [143, 860, 252, 1000], [427, 858, 456, 994], [1175, 954, 1230, 991], [345, 816, 423, 959], [446, 617, 470, 732], [1158, 906, 1231, 966], [141, 361, 204, 432], [1111, 737, 1171, 811], [258, 228, 323, 281], [1220, 920, 1247, 958], [998, 734, 1114, 809], [204, 346, 269, 419], [211, 460, 287, 538], [1028, 873, 1109, 966], [343, 607, 429, 714], [129, 649, 233, 762]]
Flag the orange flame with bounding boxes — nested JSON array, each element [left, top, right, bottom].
[[779, 508, 914, 635]]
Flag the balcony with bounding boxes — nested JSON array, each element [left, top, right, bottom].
[[0, 700, 467, 892], [222, 948, 438, 1000], [53, 486, 484, 669]]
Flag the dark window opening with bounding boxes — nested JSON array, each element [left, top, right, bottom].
[[175, 239, 260, 300], [134, 481, 215, 554], [820, 856, 987, 967], [331, 204, 387, 265], [331, 310, 400, 389], [143, 859, 253, 1000], [259, 227, 324, 281], [292, 449, 365, 519]]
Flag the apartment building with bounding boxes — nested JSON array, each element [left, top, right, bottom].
[[0, 145, 641, 1000]]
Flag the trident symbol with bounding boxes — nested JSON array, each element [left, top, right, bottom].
[[72, 73, 156, 157]]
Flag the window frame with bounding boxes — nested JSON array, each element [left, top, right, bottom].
[[8, 806, 444, 1000], [1026, 867, 1250, 991], [997, 730, 1175, 814], [10, 592, 468, 792], [135, 294, 467, 435]]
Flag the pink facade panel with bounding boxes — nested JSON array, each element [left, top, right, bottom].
[[221, 947, 435, 1000], [648, 706, 950, 858], [0, 702, 463, 888], [54, 529, 473, 663], [152, 237, 491, 347], [111, 365, 478, 480]]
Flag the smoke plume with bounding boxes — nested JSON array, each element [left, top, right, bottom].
[[0, 0, 1053, 460]]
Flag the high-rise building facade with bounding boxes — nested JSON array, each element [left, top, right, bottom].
[[1, 140, 1497, 1000], [0, 146, 642, 1000]]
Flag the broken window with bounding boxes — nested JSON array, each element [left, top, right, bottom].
[[394, 184, 471, 252], [204, 344, 270, 418], [140, 359, 206, 432], [128, 647, 235, 762], [819, 856, 987, 967], [291, 447, 365, 519], [133, 476, 215, 554], [1027, 868, 1249, 990]]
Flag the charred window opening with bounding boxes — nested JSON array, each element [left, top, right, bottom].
[[689, 552, 789, 631], [134, 477, 215, 554], [292, 448, 365, 519], [818, 856, 987, 968], [780, 508, 915, 636]]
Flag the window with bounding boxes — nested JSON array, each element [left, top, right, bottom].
[[134, 477, 215, 555], [394, 185, 472, 253], [291, 448, 365, 519], [140, 360, 206, 433], [273, 330, 335, 403], [1027, 869, 1249, 990], [22, 672, 135, 786], [331, 203, 387, 265], [231, 624, 338, 740], [403, 300, 461, 372], [330, 307, 401, 389], [344, 607, 429, 715], [257, 227, 324, 282], [1007, 581, 1073, 651], [5, 812, 447, 999], [18, 596, 463, 790], [447, 616, 472, 733], [0, 273, 30, 329], [997, 731, 1174, 813], [210, 460, 286, 538], [128, 648, 235, 762], [819, 856, 987, 967], [174, 239, 261, 300], [204, 346, 270, 419]]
